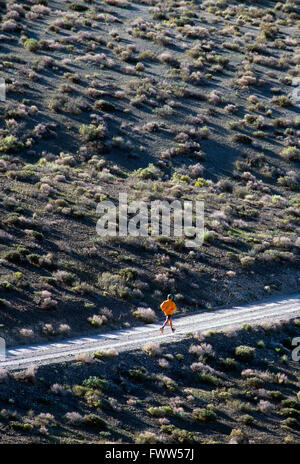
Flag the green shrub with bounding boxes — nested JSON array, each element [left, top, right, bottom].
[[84, 302, 96, 310], [234, 346, 255, 362], [128, 366, 148, 381], [82, 376, 108, 390], [160, 425, 196, 443], [41, 277, 57, 287], [98, 272, 130, 299], [280, 146, 299, 162], [27, 230, 43, 241], [9, 421, 33, 431], [0, 136, 24, 154], [79, 124, 106, 142], [83, 414, 106, 429], [0, 282, 12, 291], [27, 254, 40, 265], [88, 314, 108, 328], [92, 349, 118, 359], [3, 213, 20, 226], [281, 418, 298, 429], [147, 406, 173, 417], [242, 323, 252, 331], [119, 267, 138, 282], [270, 391, 284, 401], [281, 399, 300, 410], [64, 72, 81, 83], [72, 385, 89, 397], [24, 39, 40, 52], [3, 250, 22, 263], [240, 256, 255, 267], [157, 375, 178, 392], [197, 373, 220, 386], [245, 377, 264, 389], [280, 408, 300, 418], [192, 408, 217, 423], [69, 3, 89, 12], [94, 100, 116, 112], [135, 432, 157, 444], [133, 163, 162, 180], [273, 95, 291, 107], [232, 134, 252, 145], [203, 230, 214, 243], [218, 357, 238, 371], [238, 414, 254, 425], [229, 428, 248, 444]]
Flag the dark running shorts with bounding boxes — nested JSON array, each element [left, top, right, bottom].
[[166, 315, 172, 320]]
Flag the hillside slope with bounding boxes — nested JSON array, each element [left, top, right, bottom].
[[0, 319, 300, 444], [0, 0, 299, 346], [1, 292, 299, 369]]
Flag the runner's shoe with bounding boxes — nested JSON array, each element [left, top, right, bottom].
[[171, 328, 176, 333], [160, 327, 164, 334]]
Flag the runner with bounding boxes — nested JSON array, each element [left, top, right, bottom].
[[160, 294, 177, 334]]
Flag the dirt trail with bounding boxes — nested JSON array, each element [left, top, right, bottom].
[[1, 293, 299, 370]]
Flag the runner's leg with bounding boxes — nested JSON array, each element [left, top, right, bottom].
[[162, 316, 168, 328]]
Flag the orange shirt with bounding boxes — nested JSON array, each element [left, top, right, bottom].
[[160, 299, 177, 316]]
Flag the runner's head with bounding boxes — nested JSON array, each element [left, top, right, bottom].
[[167, 294, 174, 300]]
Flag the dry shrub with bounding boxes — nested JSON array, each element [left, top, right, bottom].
[[40, 298, 58, 310], [158, 358, 170, 369], [142, 342, 162, 357], [88, 314, 108, 328], [42, 323, 55, 336], [57, 324, 71, 335], [135, 431, 158, 444], [237, 74, 256, 86], [93, 348, 118, 359], [133, 307, 157, 323], [27, 413, 56, 428], [13, 366, 36, 384], [258, 400, 275, 414], [50, 383, 69, 395], [19, 328, 34, 339], [64, 412, 84, 426], [75, 352, 94, 364], [0, 369, 8, 384], [189, 343, 215, 359], [154, 273, 175, 290]]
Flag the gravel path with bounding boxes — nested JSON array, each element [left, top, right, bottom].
[[1, 293, 299, 370]]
